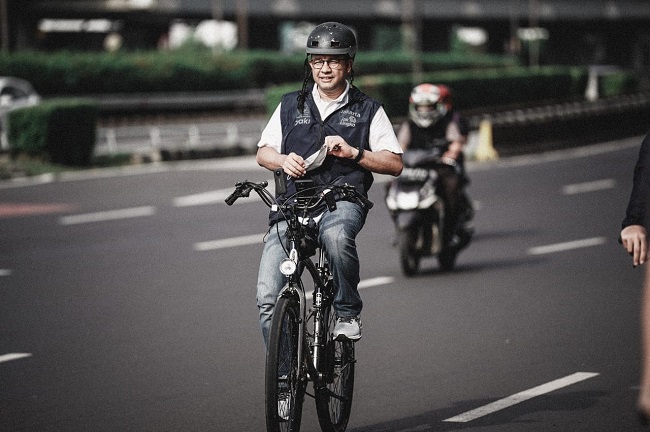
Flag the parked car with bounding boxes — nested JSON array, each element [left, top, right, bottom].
[[0, 76, 41, 149]]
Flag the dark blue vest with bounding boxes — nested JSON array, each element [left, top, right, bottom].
[[269, 84, 381, 224]]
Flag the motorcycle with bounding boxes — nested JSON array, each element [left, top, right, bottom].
[[385, 148, 473, 276]]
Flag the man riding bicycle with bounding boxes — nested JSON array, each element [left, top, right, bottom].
[[255, 21, 403, 346]]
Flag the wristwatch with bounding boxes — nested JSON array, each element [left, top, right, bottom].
[[354, 146, 364, 163]]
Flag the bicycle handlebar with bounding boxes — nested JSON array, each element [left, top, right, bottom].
[[226, 180, 268, 205], [224, 179, 373, 211], [224, 180, 270, 206]]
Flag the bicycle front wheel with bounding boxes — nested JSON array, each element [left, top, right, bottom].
[[315, 307, 355, 432], [398, 228, 420, 277], [265, 292, 306, 432]]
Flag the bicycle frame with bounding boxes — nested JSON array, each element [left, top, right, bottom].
[[226, 175, 371, 431], [279, 224, 333, 385]]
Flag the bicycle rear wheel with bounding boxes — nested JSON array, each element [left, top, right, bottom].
[[315, 306, 355, 432], [266, 293, 306, 432]]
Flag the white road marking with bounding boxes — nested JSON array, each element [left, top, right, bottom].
[[0, 353, 33, 363], [174, 179, 273, 207], [562, 179, 615, 195], [196, 233, 396, 291], [528, 237, 606, 255], [174, 189, 259, 207], [59, 206, 155, 225], [0, 269, 11, 277], [175, 190, 226, 207], [194, 233, 266, 251], [306, 276, 395, 300], [444, 372, 600, 423], [359, 276, 394, 289]]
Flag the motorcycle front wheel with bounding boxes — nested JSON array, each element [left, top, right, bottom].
[[398, 229, 419, 277], [438, 248, 458, 272]]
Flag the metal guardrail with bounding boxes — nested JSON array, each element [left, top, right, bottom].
[[67, 87, 650, 124], [468, 92, 650, 128], [474, 92, 650, 156], [74, 89, 267, 113], [95, 117, 266, 157], [92, 91, 650, 159]]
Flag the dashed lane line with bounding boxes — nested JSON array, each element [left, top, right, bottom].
[[59, 206, 156, 225], [562, 178, 616, 195], [174, 188, 262, 207], [0, 353, 33, 364], [443, 372, 600, 423], [527, 237, 606, 255], [358, 276, 395, 289], [0, 269, 11, 277], [194, 233, 267, 251], [174, 178, 273, 207], [200, 231, 607, 264], [54, 181, 266, 226], [306, 276, 395, 300]]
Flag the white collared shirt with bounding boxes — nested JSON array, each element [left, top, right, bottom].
[[312, 81, 349, 119], [257, 83, 402, 155]]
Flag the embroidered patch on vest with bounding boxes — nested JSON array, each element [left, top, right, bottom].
[[294, 106, 311, 126], [339, 109, 360, 128]]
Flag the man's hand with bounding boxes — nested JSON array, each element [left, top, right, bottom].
[[442, 140, 464, 160], [621, 224, 648, 267], [325, 135, 358, 160], [324, 135, 402, 176], [256, 146, 306, 178], [282, 152, 307, 178]]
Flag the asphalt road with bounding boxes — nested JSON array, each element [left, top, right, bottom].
[[0, 136, 647, 431]]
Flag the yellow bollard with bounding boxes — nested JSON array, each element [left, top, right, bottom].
[[475, 119, 498, 161]]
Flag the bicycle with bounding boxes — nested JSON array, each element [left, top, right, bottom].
[[225, 170, 373, 432]]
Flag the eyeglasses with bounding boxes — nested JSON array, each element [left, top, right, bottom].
[[309, 58, 346, 69]]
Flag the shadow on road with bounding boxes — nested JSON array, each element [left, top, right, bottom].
[[349, 390, 606, 431]]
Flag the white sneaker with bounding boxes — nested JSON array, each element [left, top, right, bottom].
[[278, 392, 290, 421], [333, 316, 362, 341]]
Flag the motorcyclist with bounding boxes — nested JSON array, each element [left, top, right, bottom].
[[396, 83, 473, 248]]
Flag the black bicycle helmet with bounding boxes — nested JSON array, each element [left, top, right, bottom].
[[306, 22, 357, 60]]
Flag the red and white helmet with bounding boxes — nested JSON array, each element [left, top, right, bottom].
[[408, 83, 450, 128]]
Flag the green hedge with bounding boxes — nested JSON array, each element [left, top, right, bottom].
[[599, 71, 639, 97], [266, 66, 590, 118], [0, 51, 251, 94], [7, 99, 98, 166], [0, 50, 519, 96]]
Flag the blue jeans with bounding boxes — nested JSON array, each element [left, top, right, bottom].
[[256, 200, 367, 346]]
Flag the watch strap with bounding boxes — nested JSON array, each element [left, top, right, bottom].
[[354, 146, 364, 163]]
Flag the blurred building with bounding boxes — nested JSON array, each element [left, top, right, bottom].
[[3, 0, 650, 75]]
